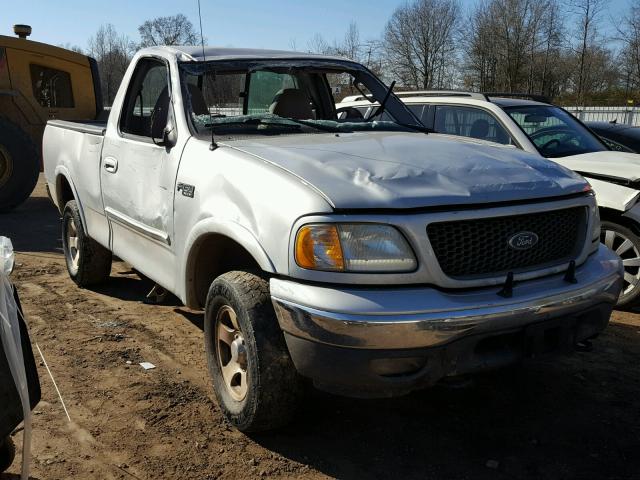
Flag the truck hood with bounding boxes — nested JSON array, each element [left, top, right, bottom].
[[225, 132, 588, 209], [553, 151, 640, 182]]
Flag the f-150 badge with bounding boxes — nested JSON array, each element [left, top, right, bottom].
[[177, 182, 195, 198]]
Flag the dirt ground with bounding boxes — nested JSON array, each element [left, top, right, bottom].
[[1, 177, 639, 480]]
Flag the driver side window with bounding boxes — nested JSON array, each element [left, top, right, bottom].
[[120, 58, 169, 139]]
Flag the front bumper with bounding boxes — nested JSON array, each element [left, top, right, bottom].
[[271, 246, 622, 396]]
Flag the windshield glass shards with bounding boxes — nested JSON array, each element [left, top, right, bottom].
[[178, 59, 424, 138]]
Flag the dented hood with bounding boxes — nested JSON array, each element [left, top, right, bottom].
[[226, 132, 588, 209]]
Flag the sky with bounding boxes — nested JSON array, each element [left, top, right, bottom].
[[0, 0, 633, 52]]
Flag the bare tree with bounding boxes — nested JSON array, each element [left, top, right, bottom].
[[88, 24, 134, 106], [463, 0, 497, 91], [571, 0, 606, 104], [296, 0, 625, 103], [463, 0, 570, 97], [619, 1, 640, 92], [307, 33, 332, 54], [537, 1, 565, 97], [360, 39, 385, 77], [339, 22, 361, 61], [307, 22, 361, 59], [384, 0, 460, 89], [138, 14, 199, 47], [493, 0, 531, 92]]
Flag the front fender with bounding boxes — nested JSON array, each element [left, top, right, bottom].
[[181, 217, 276, 307], [587, 177, 639, 212]]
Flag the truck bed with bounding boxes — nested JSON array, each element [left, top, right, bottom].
[[43, 118, 107, 216], [47, 119, 106, 136]]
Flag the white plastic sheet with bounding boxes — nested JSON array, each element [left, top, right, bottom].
[[0, 237, 31, 480], [0, 237, 14, 276]]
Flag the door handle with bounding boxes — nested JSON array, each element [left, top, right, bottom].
[[103, 157, 118, 173]]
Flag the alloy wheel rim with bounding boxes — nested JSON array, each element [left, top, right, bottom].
[[602, 228, 640, 297], [66, 217, 80, 271], [0, 145, 13, 188], [215, 305, 248, 401]]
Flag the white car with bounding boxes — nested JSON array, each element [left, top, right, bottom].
[[338, 92, 640, 307]]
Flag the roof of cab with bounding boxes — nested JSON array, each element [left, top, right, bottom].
[[138, 45, 351, 63]]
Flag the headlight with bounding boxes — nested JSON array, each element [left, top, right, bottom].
[[295, 224, 417, 272], [0, 237, 14, 276]]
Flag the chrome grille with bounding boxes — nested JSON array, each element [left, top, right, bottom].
[[427, 207, 587, 278]]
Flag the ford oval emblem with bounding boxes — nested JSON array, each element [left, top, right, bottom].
[[508, 231, 539, 250]]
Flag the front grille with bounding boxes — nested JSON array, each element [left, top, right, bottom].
[[427, 207, 586, 278]]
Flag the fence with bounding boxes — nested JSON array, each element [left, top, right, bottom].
[[563, 106, 640, 126]]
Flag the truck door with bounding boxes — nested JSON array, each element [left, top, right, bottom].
[[100, 57, 181, 291]]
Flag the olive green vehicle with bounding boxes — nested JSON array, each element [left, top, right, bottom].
[[0, 25, 102, 211]]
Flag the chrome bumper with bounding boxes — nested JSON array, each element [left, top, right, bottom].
[[271, 246, 623, 350]]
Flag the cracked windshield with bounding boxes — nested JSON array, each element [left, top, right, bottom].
[[180, 63, 421, 136]]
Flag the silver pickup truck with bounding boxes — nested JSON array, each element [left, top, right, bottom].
[[43, 46, 623, 432]]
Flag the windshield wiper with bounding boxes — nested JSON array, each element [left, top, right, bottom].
[[276, 117, 342, 133], [394, 121, 433, 134], [366, 81, 396, 122]]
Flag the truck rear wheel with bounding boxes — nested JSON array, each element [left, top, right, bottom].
[[204, 271, 302, 432], [62, 200, 112, 287], [0, 117, 40, 213], [0, 436, 16, 473], [601, 221, 640, 308]]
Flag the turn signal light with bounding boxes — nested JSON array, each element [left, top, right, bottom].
[[295, 225, 345, 271]]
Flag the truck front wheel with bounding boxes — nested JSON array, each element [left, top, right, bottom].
[[204, 271, 302, 432], [0, 436, 16, 473], [0, 117, 40, 212], [62, 200, 112, 287]]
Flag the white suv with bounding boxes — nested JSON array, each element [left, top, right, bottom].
[[337, 91, 640, 307]]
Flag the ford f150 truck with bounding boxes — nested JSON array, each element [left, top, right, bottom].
[[44, 47, 623, 432]]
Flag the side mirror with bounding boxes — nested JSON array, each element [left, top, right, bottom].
[[162, 125, 177, 149], [335, 106, 364, 121]]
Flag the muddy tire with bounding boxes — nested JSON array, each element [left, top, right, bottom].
[[601, 221, 640, 308], [0, 117, 40, 213], [204, 271, 302, 432], [0, 436, 16, 473], [62, 200, 112, 287]]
